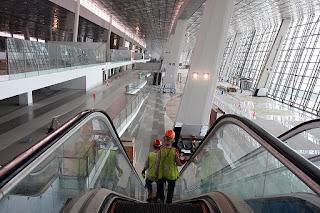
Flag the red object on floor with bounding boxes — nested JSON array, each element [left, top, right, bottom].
[[107, 81, 109, 86], [117, 76, 119, 80], [93, 91, 96, 99], [253, 111, 256, 117]]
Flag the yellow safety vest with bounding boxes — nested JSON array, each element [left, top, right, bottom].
[[147, 152, 156, 178], [72, 142, 95, 176], [158, 147, 179, 180], [199, 149, 223, 181], [99, 150, 116, 176]]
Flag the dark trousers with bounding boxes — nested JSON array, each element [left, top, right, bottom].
[[145, 178, 153, 191], [156, 178, 176, 203]]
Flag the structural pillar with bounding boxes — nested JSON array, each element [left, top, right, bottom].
[[19, 91, 33, 105], [106, 17, 113, 48], [256, 19, 291, 90], [176, 0, 234, 131], [73, 0, 80, 42], [65, 12, 75, 41], [162, 19, 188, 85], [23, 22, 30, 40], [118, 37, 125, 48]]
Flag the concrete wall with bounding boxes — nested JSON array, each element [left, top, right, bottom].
[[135, 62, 161, 70]]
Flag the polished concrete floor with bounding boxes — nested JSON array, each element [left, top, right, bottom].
[[0, 68, 319, 170]]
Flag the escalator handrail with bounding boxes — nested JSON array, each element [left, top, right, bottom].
[[205, 118, 320, 172], [278, 119, 320, 141], [179, 114, 320, 195], [0, 109, 144, 190]]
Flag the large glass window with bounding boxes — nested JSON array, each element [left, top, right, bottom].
[[228, 31, 255, 79], [224, 23, 280, 90], [241, 24, 280, 90], [219, 34, 236, 77], [268, 15, 320, 115]]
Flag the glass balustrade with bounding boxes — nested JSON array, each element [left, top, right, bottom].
[[175, 122, 318, 211], [114, 90, 148, 134], [6, 38, 106, 80], [0, 112, 145, 213]]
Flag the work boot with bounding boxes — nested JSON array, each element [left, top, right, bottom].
[[147, 190, 153, 202]]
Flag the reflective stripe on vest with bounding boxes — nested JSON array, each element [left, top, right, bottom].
[[147, 152, 156, 178], [158, 147, 179, 180]]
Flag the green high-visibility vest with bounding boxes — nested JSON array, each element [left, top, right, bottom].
[[158, 147, 179, 180], [72, 142, 94, 176], [147, 152, 156, 178], [99, 150, 116, 176], [199, 149, 223, 181]]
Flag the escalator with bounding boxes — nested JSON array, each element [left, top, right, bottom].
[[0, 110, 319, 212]]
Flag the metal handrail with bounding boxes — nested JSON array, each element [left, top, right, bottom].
[[179, 114, 320, 195], [278, 119, 320, 141], [0, 109, 145, 190]]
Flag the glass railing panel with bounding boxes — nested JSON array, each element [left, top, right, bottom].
[[176, 123, 318, 207], [283, 128, 320, 160], [0, 112, 145, 212], [6, 38, 107, 79], [127, 102, 132, 120], [113, 115, 120, 131]]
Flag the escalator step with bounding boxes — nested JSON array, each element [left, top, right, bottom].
[[110, 201, 204, 213]]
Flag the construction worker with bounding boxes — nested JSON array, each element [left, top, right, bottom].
[[70, 124, 97, 176], [99, 135, 123, 191], [142, 139, 162, 202], [154, 130, 188, 203]]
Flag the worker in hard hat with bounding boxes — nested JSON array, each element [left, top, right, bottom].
[[154, 130, 188, 203], [99, 135, 123, 191], [69, 124, 97, 177], [142, 139, 162, 202]]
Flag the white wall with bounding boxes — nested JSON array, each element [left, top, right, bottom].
[[0, 64, 106, 101]]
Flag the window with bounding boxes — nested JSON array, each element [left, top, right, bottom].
[[268, 15, 320, 115]]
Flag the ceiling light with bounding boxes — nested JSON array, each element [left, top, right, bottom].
[[204, 73, 209, 80], [192, 72, 198, 79]]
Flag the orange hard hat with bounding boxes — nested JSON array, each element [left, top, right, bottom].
[[165, 130, 175, 138], [153, 139, 162, 148]]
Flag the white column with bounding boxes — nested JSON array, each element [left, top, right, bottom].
[[107, 17, 113, 48], [176, 0, 234, 127], [221, 33, 241, 77], [256, 19, 291, 90], [73, 0, 80, 42], [162, 19, 188, 85], [19, 91, 33, 105]]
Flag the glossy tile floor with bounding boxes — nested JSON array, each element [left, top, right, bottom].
[[214, 81, 320, 158]]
